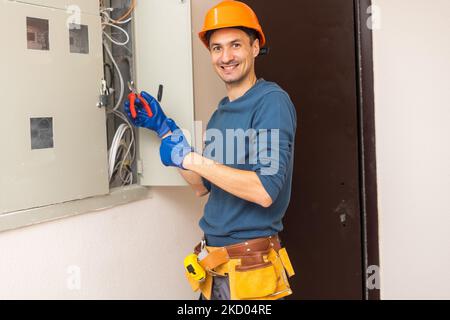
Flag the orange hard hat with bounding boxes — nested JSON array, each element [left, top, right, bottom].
[[199, 0, 266, 49]]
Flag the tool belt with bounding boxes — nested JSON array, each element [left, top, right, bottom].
[[184, 235, 295, 300]]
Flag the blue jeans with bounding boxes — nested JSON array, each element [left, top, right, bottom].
[[199, 276, 230, 300], [199, 276, 285, 300]]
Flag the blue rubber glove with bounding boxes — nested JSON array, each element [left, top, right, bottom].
[[124, 91, 170, 138], [160, 119, 194, 170]]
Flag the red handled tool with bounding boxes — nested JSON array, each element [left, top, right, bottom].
[[127, 81, 153, 119]]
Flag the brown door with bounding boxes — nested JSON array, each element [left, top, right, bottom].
[[243, 0, 364, 299]]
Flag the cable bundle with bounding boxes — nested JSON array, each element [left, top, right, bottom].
[[101, 1, 136, 186]]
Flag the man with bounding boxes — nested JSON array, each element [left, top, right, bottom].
[[124, 0, 297, 300]]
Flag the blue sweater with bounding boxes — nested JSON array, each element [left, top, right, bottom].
[[200, 79, 297, 247]]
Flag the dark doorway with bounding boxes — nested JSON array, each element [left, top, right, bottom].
[[242, 0, 379, 299]]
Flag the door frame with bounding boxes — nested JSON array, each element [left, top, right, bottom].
[[354, 0, 380, 300]]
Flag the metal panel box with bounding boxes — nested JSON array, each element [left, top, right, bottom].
[[0, 1, 109, 214]]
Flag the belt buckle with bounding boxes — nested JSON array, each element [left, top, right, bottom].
[[198, 239, 208, 261], [201, 239, 206, 251]]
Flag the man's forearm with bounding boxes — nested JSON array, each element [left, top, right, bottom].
[[182, 152, 273, 207], [160, 130, 209, 196], [178, 169, 209, 197]]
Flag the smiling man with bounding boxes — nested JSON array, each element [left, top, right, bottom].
[[124, 0, 297, 300], [209, 27, 259, 98]]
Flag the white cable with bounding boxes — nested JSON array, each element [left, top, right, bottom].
[[110, 112, 136, 162], [109, 110, 136, 185], [117, 123, 135, 184], [102, 22, 130, 46], [101, 10, 133, 25], [114, 16, 133, 25], [108, 122, 135, 185], [103, 40, 124, 111], [115, 145, 133, 184], [108, 124, 126, 179]]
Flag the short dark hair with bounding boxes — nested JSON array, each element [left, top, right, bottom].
[[206, 26, 258, 48]]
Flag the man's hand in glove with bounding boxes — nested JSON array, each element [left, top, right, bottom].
[[160, 119, 194, 170], [124, 91, 170, 138]]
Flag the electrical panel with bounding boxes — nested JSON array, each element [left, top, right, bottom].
[[0, 0, 109, 214]]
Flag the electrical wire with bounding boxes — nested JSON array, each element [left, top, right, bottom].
[[107, 110, 136, 183], [101, 9, 133, 25], [102, 22, 130, 46], [113, 16, 133, 25], [108, 124, 127, 179], [108, 122, 135, 184], [103, 40, 124, 112], [100, 1, 137, 186], [110, 0, 136, 24], [101, 2, 134, 111]]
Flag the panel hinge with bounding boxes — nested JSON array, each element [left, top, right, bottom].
[[137, 159, 144, 175], [97, 78, 110, 108]]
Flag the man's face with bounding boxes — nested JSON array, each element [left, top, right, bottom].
[[209, 28, 260, 85]]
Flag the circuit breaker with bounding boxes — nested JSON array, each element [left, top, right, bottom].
[[0, 0, 109, 214]]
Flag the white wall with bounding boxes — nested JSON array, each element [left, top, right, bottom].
[[372, 0, 450, 299], [0, 188, 206, 299]]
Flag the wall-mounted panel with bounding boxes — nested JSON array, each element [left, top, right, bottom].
[[0, 1, 109, 214]]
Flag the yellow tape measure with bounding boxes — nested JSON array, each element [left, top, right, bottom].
[[184, 254, 206, 282]]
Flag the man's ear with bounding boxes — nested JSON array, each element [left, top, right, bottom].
[[253, 38, 261, 58]]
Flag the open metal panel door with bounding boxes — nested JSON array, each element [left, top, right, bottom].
[[0, 1, 109, 214], [134, 0, 195, 186]]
